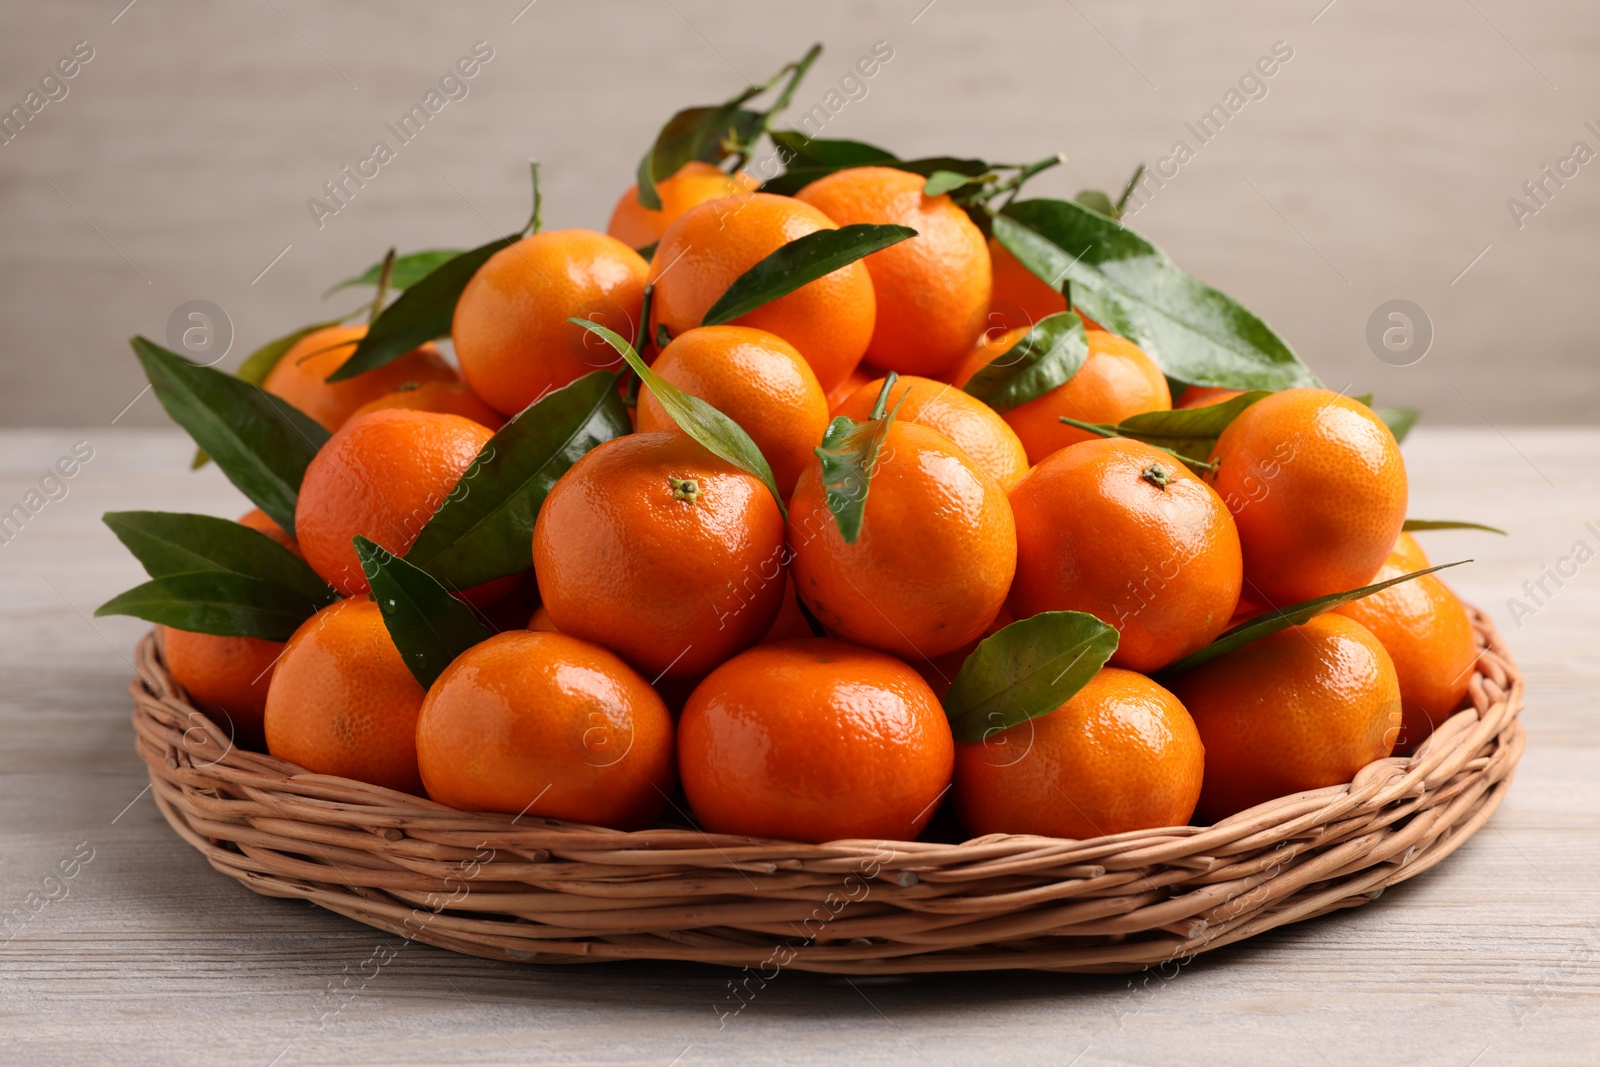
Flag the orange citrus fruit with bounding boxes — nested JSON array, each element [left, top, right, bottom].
[[952, 326, 1171, 465], [163, 627, 281, 750], [788, 420, 1016, 659], [826, 364, 874, 413], [1207, 388, 1407, 606], [416, 630, 676, 829], [533, 431, 786, 679], [1008, 437, 1241, 672], [1175, 386, 1244, 410], [955, 667, 1204, 838], [634, 325, 829, 497], [760, 576, 815, 644], [796, 166, 990, 378], [263, 597, 427, 794], [295, 409, 493, 597], [350, 379, 505, 430], [1334, 558, 1479, 752], [607, 161, 757, 250], [1391, 531, 1430, 572], [647, 192, 875, 394], [262, 324, 456, 432], [986, 238, 1066, 335], [834, 374, 1029, 491], [677, 638, 954, 843], [453, 229, 649, 416], [1167, 613, 1402, 822]]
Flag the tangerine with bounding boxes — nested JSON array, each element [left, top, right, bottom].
[[262, 324, 455, 432], [788, 420, 1016, 660], [1207, 388, 1407, 605], [533, 430, 785, 679], [350, 379, 505, 430], [647, 192, 875, 393], [677, 638, 954, 843], [453, 229, 649, 416], [416, 630, 675, 829], [263, 597, 427, 794], [834, 374, 1029, 491], [295, 409, 493, 597], [607, 161, 758, 250], [955, 667, 1203, 838], [1167, 613, 1402, 822], [796, 166, 989, 378], [1008, 437, 1242, 672], [634, 325, 829, 497]]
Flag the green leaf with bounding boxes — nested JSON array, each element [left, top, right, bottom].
[[701, 224, 916, 327], [192, 316, 349, 469], [636, 45, 822, 210], [1376, 405, 1419, 443], [1101, 390, 1271, 461], [961, 311, 1089, 414], [102, 511, 336, 605], [635, 241, 659, 261], [812, 376, 904, 544], [328, 234, 518, 382], [95, 572, 325, 641], [924, 170, 977, 197], [405, 371, 632, 588], [1073, 189, 1119, 219], [1402, 519, 1507, 535], [760, 132, 990, 195], [1158, 561, 1470, 676], [354, 536, 491, 689], [570, 319, 784, 514], [322, 249, 464, 298], [993, 198, 1319, 391], [943, 611, 1120, 744], [133, 337, 327, 537]]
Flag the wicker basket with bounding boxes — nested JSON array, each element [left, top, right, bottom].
[[128, 607, 1523, 975]]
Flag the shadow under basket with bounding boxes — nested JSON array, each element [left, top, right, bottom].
[[128, 608, 1525, 975]]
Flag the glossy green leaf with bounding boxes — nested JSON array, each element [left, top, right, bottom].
[[192, 316, 349, 469], [812, 377, 903, 544], [95, 572, 324, 641], [924, 170, 977, 197], [1159, 561, 1470, 676], [328, 234, 518, 382], [1377, 405, 1420, 443], [102, 511, 336, 605], [323, 249, 465, 298], [354, 536, 491, 688], [943, 611, 1121, 743], [133, 337, 327, 536], [701, 224, 916, 327], [570, 319, 784, 513], [993, 198, 1319, 391], [1073, 189, 1119, 218], [961, 311, 1089, 414], [767, 131, 898, 168], [1402, 519, 1507, 535], [635, 241, 659, 261], [1098, 390, 1271, 461], [405, 371, 632, 588], [636, 45, 822, 210]]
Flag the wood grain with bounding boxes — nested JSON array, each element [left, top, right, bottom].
[[1, 426, 1597, 1065]]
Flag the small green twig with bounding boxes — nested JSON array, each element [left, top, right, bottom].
[[368, 248, 396, 325], [1114, 163, 1147, 216], [525, 160, 543, 235], [1057, 416, 1218, 474]]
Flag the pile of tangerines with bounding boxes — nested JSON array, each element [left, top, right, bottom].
[[114, 53, 1486, 849]]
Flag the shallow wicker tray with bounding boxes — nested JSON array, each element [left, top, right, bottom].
[[128, 607, 1523, 975]]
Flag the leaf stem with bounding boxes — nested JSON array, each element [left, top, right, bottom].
[[368, 248, 396, 326], [1058, 416, 1218, 473], [870, 371, 899, 421], [1114, 163, 1147, 215], [525, 160, 543, 236]]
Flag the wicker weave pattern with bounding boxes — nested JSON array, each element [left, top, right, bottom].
[[129, 608, 1523, 974]]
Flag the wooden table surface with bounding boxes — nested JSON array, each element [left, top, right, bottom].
[[3, 426, 1596, 1067]]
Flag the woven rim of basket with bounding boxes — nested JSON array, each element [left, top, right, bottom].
[[128, 606, 1524, 975]]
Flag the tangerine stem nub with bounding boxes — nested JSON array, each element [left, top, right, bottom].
[[670, 477, 701, 503], [1141, 464, 1172, 490]]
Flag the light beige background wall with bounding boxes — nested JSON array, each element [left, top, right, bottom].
[[0, 0, 1594, 427]]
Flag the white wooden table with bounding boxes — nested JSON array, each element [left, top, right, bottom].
[[3, 426, 1595, 1067]]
